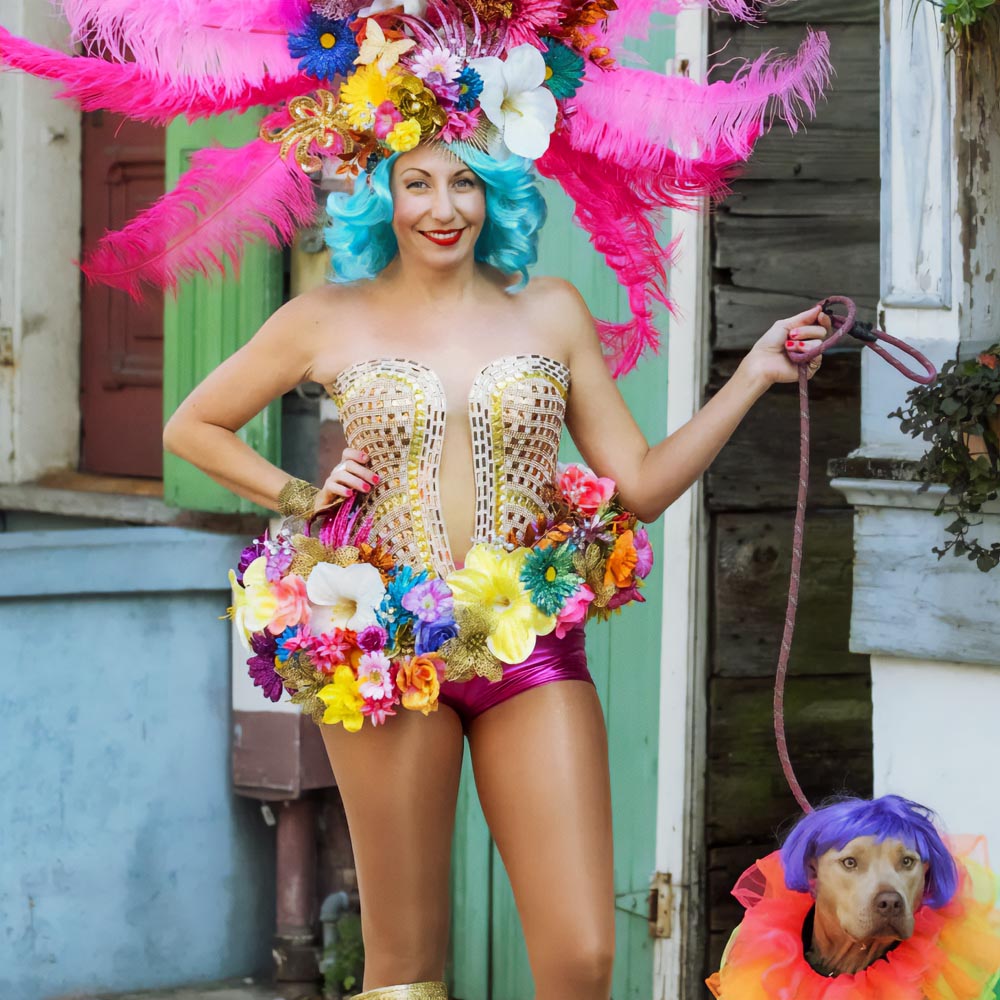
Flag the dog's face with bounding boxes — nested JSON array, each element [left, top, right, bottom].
[[811, 835, 928, 943]]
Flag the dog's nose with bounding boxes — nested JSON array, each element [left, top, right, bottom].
[[874, 891, 904, 917]]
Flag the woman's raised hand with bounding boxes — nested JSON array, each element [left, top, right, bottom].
[[741, 304, 833, 387], [314, 447, 379, 514]]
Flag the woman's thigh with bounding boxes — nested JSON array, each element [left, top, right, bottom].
[[321, 704, 465, 985], [467, 680, 616, 995]]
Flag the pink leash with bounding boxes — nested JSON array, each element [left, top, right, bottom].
[[774, 296, 938, 814]]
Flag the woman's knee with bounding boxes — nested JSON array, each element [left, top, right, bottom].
[[533, 932, 616, 992]]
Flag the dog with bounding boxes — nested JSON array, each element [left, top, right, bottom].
[[706, 796, 1000, 999], [780, 796, 957, 975]]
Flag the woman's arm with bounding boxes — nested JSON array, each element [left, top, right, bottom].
[[560, 282, 830, 523], [162, 287, 345, 513]]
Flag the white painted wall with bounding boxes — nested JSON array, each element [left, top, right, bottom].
[[871, 656, 1000, 849], [0, 0, 82, 484]]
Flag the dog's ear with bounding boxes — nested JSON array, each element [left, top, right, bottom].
[[807, 857, 819, 894]]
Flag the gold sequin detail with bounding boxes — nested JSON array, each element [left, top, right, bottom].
[[328, 355, 571, 577], [352, 984, 449, 1000]]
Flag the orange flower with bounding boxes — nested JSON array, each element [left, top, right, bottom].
[[977, 351, 998, 370], [395, 654, 443, 716], [267, 573, 311, 635], [604, 529, 638, 588]]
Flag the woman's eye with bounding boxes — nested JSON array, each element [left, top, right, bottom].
[[841, 857, 857, 870], [455, 178, 475, 188], [406, 181, 428, 190]]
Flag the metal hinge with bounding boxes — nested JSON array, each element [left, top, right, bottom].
[[647, 871, 673, 939], [0, 327, 14, 368]]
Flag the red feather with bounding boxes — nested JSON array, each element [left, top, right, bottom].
[[81, 137, 319, 297]]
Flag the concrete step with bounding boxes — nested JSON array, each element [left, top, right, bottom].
[[54, 978, 321, 1000]]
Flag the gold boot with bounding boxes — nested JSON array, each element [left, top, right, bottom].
[[353, 984, 448, 1000]]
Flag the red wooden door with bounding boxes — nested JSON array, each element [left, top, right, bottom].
[[80, 111, 165, 477]]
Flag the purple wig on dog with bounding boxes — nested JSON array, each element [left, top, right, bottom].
[[780, 796, 959, 909]]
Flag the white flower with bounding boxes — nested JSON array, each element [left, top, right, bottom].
[[306, 562, 386, 633], [358, 0, 427, 16], [469, 45, 558, 159]]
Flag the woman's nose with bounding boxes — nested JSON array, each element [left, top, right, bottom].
[[430, 185, 457, 222]]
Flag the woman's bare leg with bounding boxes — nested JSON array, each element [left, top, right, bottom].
[[321, 705, 465, 990], [468, 680, 616, 1000]]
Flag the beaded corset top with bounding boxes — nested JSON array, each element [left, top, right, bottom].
[[327, 354, 571, 580]]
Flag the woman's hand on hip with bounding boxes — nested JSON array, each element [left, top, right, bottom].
[[314, 448, 378, 513], [739, 304, 833, 388]]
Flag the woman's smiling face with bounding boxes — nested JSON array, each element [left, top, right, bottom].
[[389, 144, 486, 268]]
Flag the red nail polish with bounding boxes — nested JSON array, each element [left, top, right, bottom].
[[372, 474, 381, 484], [363, 484, 371, 493]]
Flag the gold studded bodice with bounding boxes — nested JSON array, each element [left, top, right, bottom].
[[327, 354, 571, 579]]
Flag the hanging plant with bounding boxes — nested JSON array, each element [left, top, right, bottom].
[[890, 346, 1000, 572], [923, 0, 1000, 47]]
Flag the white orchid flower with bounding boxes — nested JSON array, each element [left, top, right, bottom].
[[306, 561, 386, 634], [358, 0, 427, 17], [469, 45, 558, 160]]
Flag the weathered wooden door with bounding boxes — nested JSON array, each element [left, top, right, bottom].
[[448, 33, 674, 1000]]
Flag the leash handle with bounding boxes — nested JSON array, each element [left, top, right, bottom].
[[773, 297, 939, 816]]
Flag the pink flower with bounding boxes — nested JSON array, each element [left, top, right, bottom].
[[606, 583, 644, 611], [281, 624, 316, 656], [361, 691, 398, 726], [408, 46, 462, 83], [312, 629, 356, 673], [373, 100, 402, 139], [357, 623, 388, 652], [504, 0, 566, 50], [634, 527, 654, 579], [439, 107, 482, 143], [558, 463, 616, 516], [267, 574, 311, 634], [554, 584, 595, 639], [358, 652, 395, 700]]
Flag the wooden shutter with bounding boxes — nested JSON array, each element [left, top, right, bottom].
[[162, 110, 284, 513]]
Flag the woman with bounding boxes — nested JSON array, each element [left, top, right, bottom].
[[163, 138, 829, 1000]]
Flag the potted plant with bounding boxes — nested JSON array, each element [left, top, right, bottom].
[[890, 345, 1000, 572]]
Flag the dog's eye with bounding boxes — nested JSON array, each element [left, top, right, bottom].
[[840, 857, 858, 870], [901, 856, 917, 869]]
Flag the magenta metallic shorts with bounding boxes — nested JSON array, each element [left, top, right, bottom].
[[438, 626, 592, 729]]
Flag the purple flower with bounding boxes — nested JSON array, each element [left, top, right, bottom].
[[634, 528, 654, 579], [606, 584, 645, 610], [236, 534, 269, 585], [357, 623, 388, 653], [401, 579, 454, 623], [247, 631, 283, 702], [264, 537, 295, 582], [414, 616, 458, 656]]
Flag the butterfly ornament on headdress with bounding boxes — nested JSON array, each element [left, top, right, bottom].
[[0, 0, 831, 376]]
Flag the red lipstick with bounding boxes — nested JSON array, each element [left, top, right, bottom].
[[420, 229, 464, 247]]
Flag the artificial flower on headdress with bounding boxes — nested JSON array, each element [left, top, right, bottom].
[[447, 544, 556, 664], [355, 19, 417, 74], [339, 62, 402, 128], [469, 46, 558, 159], [287, 12, 360, 82], [541, 38, 585, 99], [455, 66, 484, 111], [389, 74, 449, 135]]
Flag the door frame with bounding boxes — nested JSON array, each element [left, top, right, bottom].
[[654, 9, 711, 998]]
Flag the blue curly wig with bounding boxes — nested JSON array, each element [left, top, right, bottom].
[[780, 795, 959, 909], [324, 143, 547, 287]]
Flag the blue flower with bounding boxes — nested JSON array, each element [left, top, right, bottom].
[[288, 13, 359, 83], [276, 626, 300, 663], [378, 565, 429, 646], [414, 616, 459, 656], [456, 66, 484, 112], [520, 545, 581, 616]]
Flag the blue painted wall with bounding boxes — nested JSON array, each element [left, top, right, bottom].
[[0, 526, 276, 1000]]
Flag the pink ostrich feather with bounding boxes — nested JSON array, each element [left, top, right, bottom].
[[58, 0, 301, 97], [568, 28, 831, 176], [604, 0, 789, 52], [0, 27, 315, 123], [538, 131, 698, 377], [81, 134, 318, 297]]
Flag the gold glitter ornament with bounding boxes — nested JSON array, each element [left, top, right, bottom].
[[352, 983, 449, 1000], [439, 604, 503, 682], [467, 0, 515, 19], [389, 76, 448, 136], [573, 542, 615, 607], [330, 545, 361, 566], [277, 476, 321, 518], [261, 90, 353, 173]]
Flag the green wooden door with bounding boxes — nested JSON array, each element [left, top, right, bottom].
[[449, 33, 673, 1000], [162, 110, 284, 513]]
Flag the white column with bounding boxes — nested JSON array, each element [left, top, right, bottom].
[[0, 0, 82, 484]]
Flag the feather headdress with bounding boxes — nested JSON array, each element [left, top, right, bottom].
[[0, 0, 830, 374]]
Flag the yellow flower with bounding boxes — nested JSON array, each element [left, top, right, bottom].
[[339, 63, 400, 128], [228, 556, 277, 649], [386, 119, 421, 152], [318, 665, 365, 732], [446, 545, 555, 665]]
